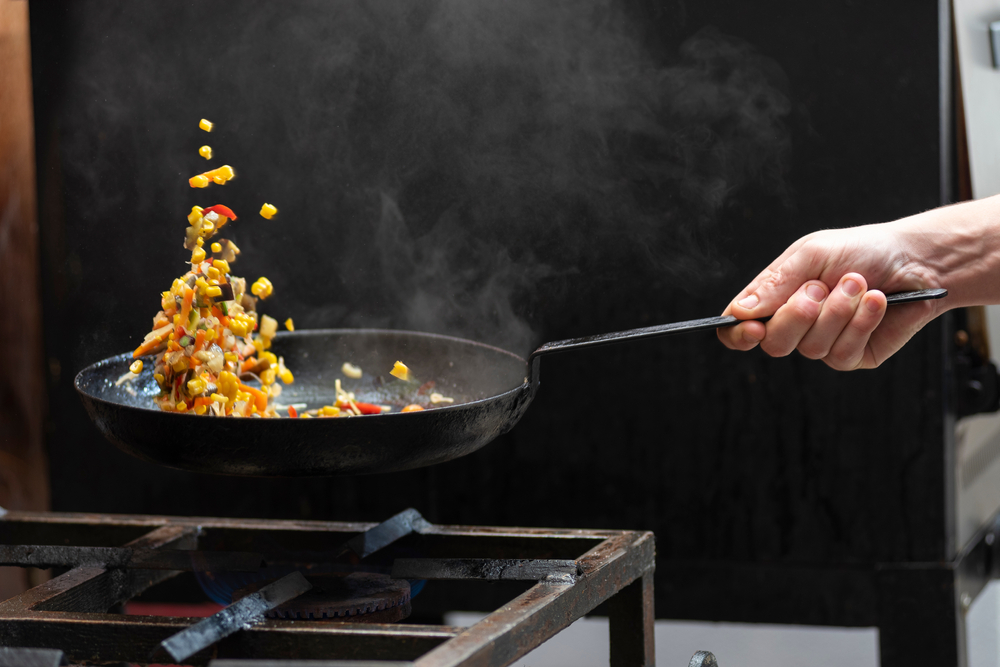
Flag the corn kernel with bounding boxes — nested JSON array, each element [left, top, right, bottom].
[[229, 320, 248, 337], [300, 413, 313, 419], [187, 377, 207, 395], [207, 267, 221, 281], [285, 318, 295, 332], [190, 174, 210, 188], [188, 210, 203, 226], [213, 259, 231, 273], [210, 393, 227, 403], [175, 402, 189, 412], [153, 373, 165, 384], [191, 247, 206, 264], [211, 242, 222, 253], [204, 328, 217, 341], [199, 145, 212, 159], [218, 165, 234, 180], [195, 404, 208, 415], [212, 174, 227, 184], [199, 119, 214, 132], [206, 285, 223, 298], [321, 405, 341, 417], [260, 203, 278, 219], [261, 351, 278, 367], [196, 236, 204, 247], [251, 277, 273, 299], [279, 369, 294, 384], [224, 352, 238, 363], [218, 371, 240, 400], [130, 360, 143, 374], [195, 277, 209, 292], [261, 368, 276, 385], [172, 357, 189, 373], [253, 336, 265, 353]]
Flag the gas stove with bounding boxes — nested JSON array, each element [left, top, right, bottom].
[[0, 508, 715, 666]]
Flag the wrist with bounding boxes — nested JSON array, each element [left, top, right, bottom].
[[891, 195, 1000, 312]]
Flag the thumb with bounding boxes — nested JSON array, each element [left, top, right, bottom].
[[730, 250, 823, 319]]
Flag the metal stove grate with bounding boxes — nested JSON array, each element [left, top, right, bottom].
[[0, 508, 717, 666]]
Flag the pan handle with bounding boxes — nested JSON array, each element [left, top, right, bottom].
[[527, 288, 948, 368]]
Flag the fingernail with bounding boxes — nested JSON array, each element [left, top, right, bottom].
[[806, 284, 826, 302], [738, 294, 758, 309], [842, 278, 861, 297], [866, 296, 881, 313]]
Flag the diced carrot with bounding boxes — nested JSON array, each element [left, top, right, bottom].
[[153, 316, 171, 329], [133, 334, 168, 358], [179, 286, 194, 326], [193, 330, 207, 353], [194, 397, 214, 408], [401, 404, 424, 412], [239, 383, 269, 412], [240, 358, 256, 373]]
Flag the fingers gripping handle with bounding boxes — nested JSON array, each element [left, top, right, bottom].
[[528, 288, 947, 365]]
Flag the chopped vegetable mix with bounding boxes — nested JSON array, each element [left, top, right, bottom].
[[134, 118, 446, 418]]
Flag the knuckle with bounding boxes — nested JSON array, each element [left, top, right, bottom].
[[788, 299, 820, 324], [824, 357, 851, 371], [824, 299, 857, 321], [797, 342, 828, 360], [760, 339, 793, 358], [827, 346, 859, 369]]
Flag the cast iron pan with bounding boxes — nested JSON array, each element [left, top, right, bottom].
[[75, 289, 946, 477]]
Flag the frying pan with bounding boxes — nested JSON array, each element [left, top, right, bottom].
[[75, 288, 946, 477]]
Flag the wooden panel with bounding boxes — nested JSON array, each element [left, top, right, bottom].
[[0, 1, 49, 601]]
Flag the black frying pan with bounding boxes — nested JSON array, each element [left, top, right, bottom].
[[75, 288, 946, 477]]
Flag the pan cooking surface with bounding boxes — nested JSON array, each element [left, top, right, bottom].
[[76, 330, 535, 477]]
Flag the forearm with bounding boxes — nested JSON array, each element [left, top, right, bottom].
[[891, 194, 1000, 312]]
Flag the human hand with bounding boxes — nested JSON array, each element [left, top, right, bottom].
[[717, 222, 945, 370]]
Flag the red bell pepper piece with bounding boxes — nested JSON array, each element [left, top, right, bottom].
[[352, 401, 383, 415], [202, 204, 237, 220], [287, 405, 298, 419]]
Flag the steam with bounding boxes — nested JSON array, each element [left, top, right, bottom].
[[55, 0, 792, 358], [328, 1, 793, 352]]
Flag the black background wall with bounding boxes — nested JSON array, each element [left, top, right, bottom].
[[28, 0, 949, 617]]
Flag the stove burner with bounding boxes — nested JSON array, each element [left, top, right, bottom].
[[233, 572, 411, 622]]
